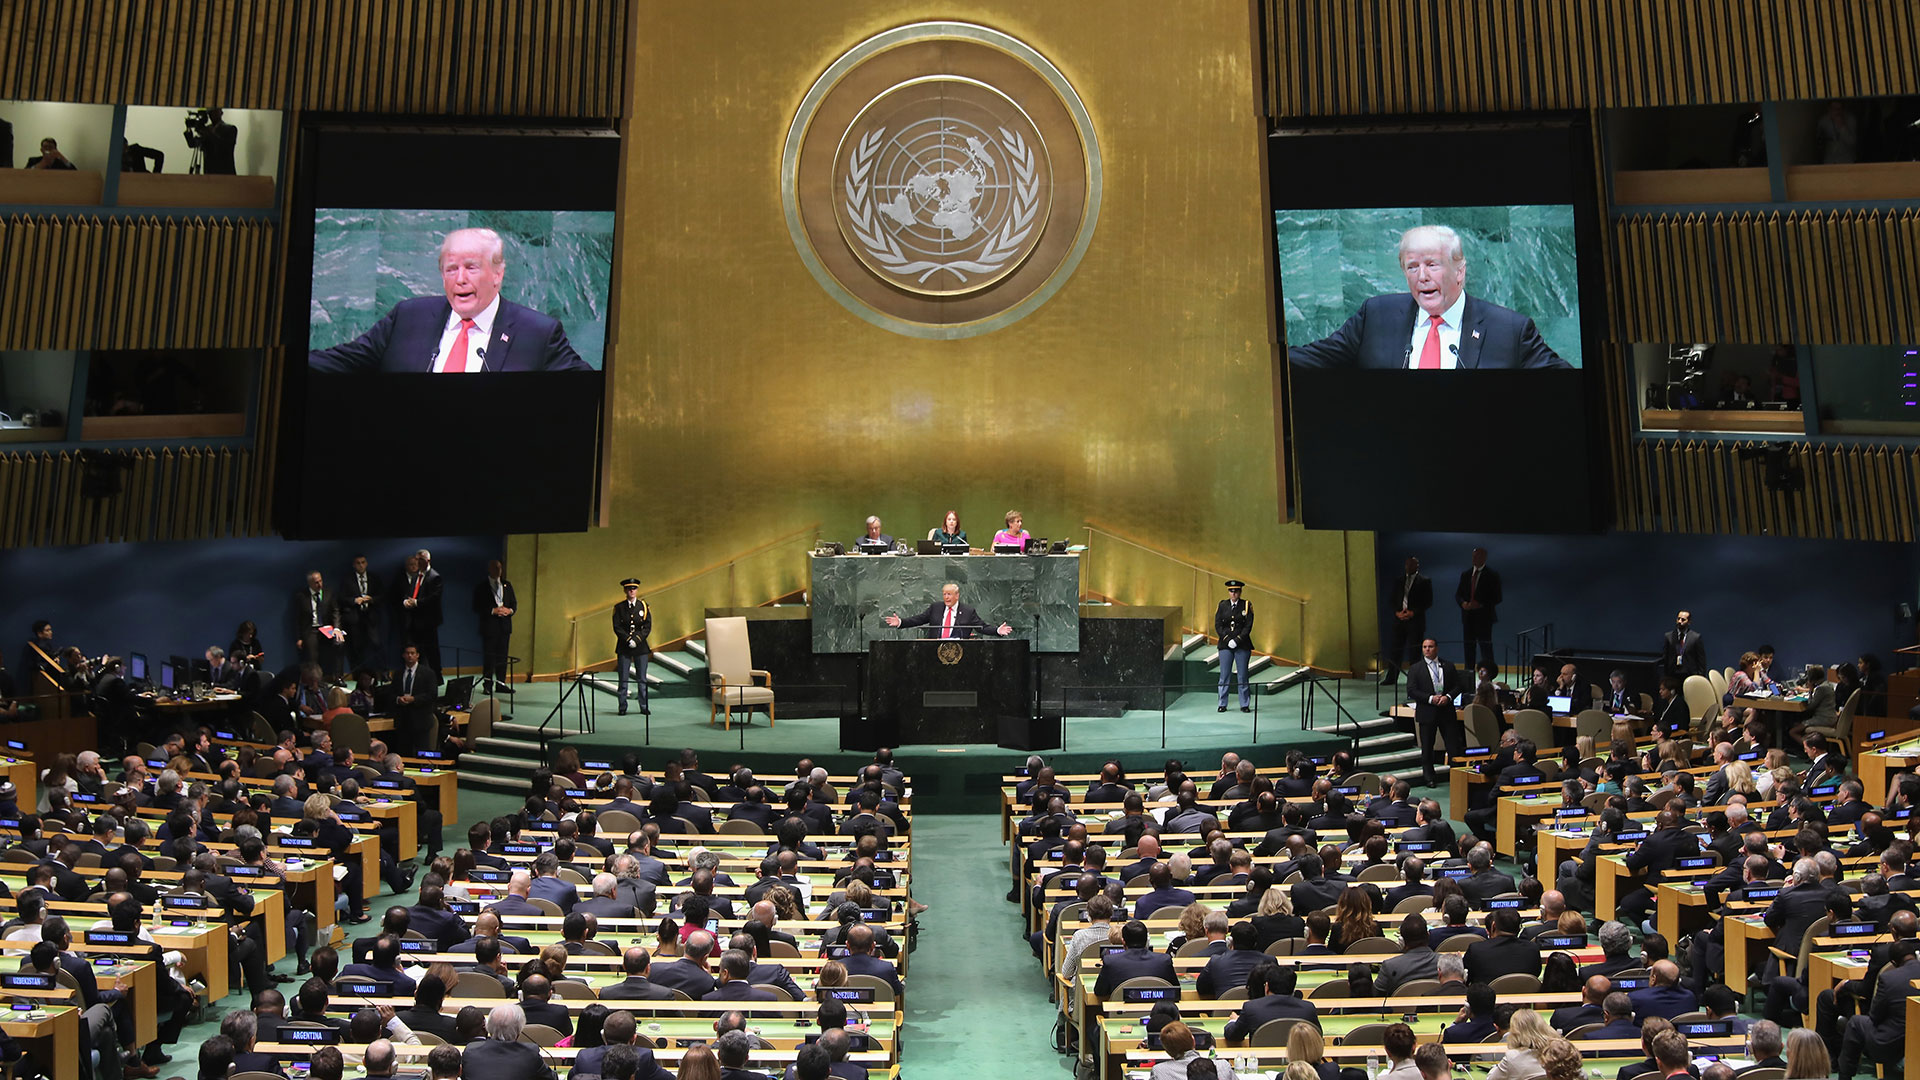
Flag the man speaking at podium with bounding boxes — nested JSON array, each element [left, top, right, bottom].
[[883, 583, 1012, 639]]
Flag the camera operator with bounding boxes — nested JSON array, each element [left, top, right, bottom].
[[184, 107, 237, 175], [26, 138, 75, 170]]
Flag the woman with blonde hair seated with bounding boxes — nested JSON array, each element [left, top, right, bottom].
[[1284, 1023, 1339, 1080], [1782, 1026, 1830, 1079], [1486, 1007, 1558, 1080], [1538, 1039, 1582, 1080], [1251, 882, 1302, 951], [1724, 759, 1759, 798]]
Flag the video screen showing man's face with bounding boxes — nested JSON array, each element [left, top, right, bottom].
[[307, 211, 613, 375], [1281, 209, 1581, 371]]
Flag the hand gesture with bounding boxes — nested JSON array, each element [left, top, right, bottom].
[[882, 615, 901, 628], [996, 623, 1012, 637]]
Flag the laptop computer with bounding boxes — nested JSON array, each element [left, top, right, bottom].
[[1547, 694, 1572, 714], [916, 539, 942, 555]]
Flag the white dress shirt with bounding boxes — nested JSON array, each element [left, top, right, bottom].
[[1405, 291, 1467, 369], [431, 295, 500, 373]]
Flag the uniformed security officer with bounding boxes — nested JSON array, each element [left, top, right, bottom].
[[612, 577, 652, 716], [1216, 580, 1254, 713]]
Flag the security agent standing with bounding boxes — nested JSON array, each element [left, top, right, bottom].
[[1216, 581, 1254, 713], [1408, 639, 1465, 788], [472, 560, 516, 695], [1381, 556, 1432, 687], [612, 578, 651, 716], [1455, 547, 1502, 675]]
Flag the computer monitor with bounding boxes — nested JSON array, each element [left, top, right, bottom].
[[168, 655, 191, 684], [127, 653, 148, 681], [992, 543, 1024, 555], [1546, 694, 1572, 714], [158, 663, 176, 692]]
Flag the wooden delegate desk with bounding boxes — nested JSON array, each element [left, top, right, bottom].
[[400, 760, 458, 823], [1861, 736, 1920, 804], [0, 754, 36, 811], [1112, 1037, 1750, 1080], [0, 1004, 81, 1080], [0, 944, 161, 1045]]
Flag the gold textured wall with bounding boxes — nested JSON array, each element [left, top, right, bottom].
[[511, 0, 1378, 677]]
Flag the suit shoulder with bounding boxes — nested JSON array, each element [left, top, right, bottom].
[[500, 298, 564, 332]]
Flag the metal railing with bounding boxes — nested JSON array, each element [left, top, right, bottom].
[[560, 522, 821, 675], [1079, 521, 1309, 667]]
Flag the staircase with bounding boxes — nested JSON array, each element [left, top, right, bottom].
[[455, 644, 711, 794]]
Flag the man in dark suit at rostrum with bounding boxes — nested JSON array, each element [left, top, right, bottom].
[[1380, 556, 1432, 687], [394, 553, 443, 670], [291, 570, 343, 675], [1660, 610, 1707, 680], [1287, 226, 1569, 372], [882, 581, 1013, 639], [472, 560, 516, 695], [1464, 909, 1542, 983], [461, 1004, 559, 1080], [612, 577, 652, 716], [392, 644, 440, 756], [599, 946, 678, 1001], [310, 228, 589, 374], [1617, 806, 1699, 926], [1215, 580, 1255, 713], [1093, 920, 1180, 1001], [1222, 963, 1320, 1043], [1453, 548, 1503, 675], [1407, 639, 1465, 787]]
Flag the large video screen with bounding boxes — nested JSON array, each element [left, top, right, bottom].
[[1274, 121, 1603, 533], [277, 124, 617, 538]]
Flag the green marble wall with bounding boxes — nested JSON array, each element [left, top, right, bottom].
[[310, 208, 615, 370], [810, 553, 1082, 653], [1276, 205, 1583, 368]]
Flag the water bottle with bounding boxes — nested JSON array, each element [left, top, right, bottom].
[[1367, 1053, 1380, 1080]]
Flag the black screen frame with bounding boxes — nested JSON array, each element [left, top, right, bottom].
[[275, 116, 620, 539], [1269, 113, 1608, 534]]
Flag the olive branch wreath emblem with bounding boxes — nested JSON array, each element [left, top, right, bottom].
[[843, 125, 1040, 286]]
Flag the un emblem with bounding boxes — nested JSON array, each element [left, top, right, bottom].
[[784, 23, 1101, 338], [937, 642, 964, 666]]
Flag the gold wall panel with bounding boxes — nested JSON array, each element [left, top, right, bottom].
[[1264, 0, 1920, 116], [0, 216, 276, 350], [0, 446, 258, 547], [0, 0, 622, 116], [511, 0, 1377, 677], [1611, 210, 1920, 345], [1619, 440, 1920, 541]]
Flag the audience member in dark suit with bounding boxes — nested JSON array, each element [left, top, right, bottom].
[[1092, 920, 1178, 1000], [515, 974, 573, 1037], [1441, 982, 1499, 1043], [837, 924, 902, 996], [394, 553, 444, 670], [1222, 963, 1320, 1042], [1550, 975, 1612, 1034], [1836, 939, 1919, 1080], [1289, 853, 1343, 914], [702, 951, 776, 1001], [648, 931, 720, 999], [406, 886, 470, 952], [1375, 915, 1439, 996], [1458, 846, 1516, 907], [1196, 923, 1268, 999], [459, 1004, 560, 1080], [598, 946, 678, 1000], [1617, 807, 1698, 926], [1464, 909, 1542, 984], [1628, 960, 1697, 1022], [1131, 862, 1198, 921], [341, 935, 417, 996], [1407, 639, 1465, 786]]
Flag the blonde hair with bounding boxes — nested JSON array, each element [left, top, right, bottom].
[[1506, 1008, 1558, 1052], [1783, 1027, 1830, 1079], [1284, 1066, 1320, 1080], [439, 227, 505, 269], [1004, 510, 1021, 527], [302, 793, 332, 820], [1540, 1039, 1583, 1080], [1285, 1023, 1326, 1064], [1557, 910, 1587, 935], [1176, 903, 1209, 939], [1258, 886, 1295, 917], [1726, 760, 1757, 796], [1574, 735, 1595, 761]]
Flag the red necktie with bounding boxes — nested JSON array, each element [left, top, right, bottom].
[[445, 318, 476, 373], [1418, 316, 1443, 369], [942, 605, 955, 639]]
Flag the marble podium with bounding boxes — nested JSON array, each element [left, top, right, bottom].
[[867, 638, 1033, 744], [809, 553, 1080, 654]]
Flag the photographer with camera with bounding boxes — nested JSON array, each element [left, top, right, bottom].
[[183, 107, 237, 175]]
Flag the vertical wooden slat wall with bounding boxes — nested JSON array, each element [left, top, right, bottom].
[[0, 0, 627, 546], [1266, 0, 1920, 542]]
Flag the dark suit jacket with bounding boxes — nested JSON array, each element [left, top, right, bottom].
[[528, 874, 577, 914], [1389, 572, 1433, 618], [647, 957, 717, 999], [395, 663, 440, 719], [460, 1037, 559, 1080], [703, 979, 776, 1001], [407, 905, 470, 951], [291, 586, 343, 648], [311, 296, 588, 373], [520, 998, 573, 1036], [895, 601, 998, 638], [1407, 658, 1461, 728], [1624, 826, 1697, 887], [1376, 946, 1438, 995], [473, 578, 518, 638], [1662, 628, 1707, 678], [1460, 869, 1515, 907], [1548, 1002, 1605, 1033], [1455, 566, 1504, 626], [1091, 945, 1179, 1000], [1288, 293, 1568, 370], [1464, 934, 1541, 983], [1628, 984, 1698, 1023], [1222, 993, 1320, 1042], [1764, 885, 1835, 955], [840, 952, 901, 995], [1197, 947, 1268, 999], [597, 975, 676, 1000]]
